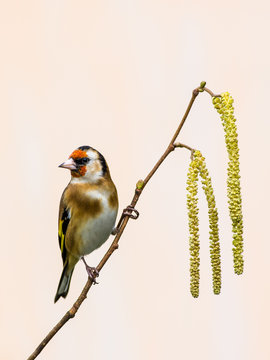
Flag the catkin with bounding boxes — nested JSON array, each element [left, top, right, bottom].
[[186, 151, 221, 296], [195, 151, 221, 295], [186, 157, 200, 298], [212, 93, 244, 274]]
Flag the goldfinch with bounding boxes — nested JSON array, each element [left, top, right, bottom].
[[54, 145, 118, 303]]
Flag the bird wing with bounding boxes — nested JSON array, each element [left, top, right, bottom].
[[58, 193, 71, 264]]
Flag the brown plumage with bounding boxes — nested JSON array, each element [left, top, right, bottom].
[[55, 146, 118, 302]]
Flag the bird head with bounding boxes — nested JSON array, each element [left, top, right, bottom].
[[59, 145, 108, 183]]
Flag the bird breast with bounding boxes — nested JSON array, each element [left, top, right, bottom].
[[79, 191, 118, 255], [64, 183, 118, 257]]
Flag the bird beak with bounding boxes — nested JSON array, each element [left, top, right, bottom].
[[59, 158, 77, 171]]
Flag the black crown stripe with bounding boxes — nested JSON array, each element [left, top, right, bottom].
[[77, 145, 91, 151]]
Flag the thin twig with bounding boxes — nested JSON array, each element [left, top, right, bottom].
[[27, 82, 209, 360], [142, 88, 200, 188], [174, 142, 195, 152], [204, 87, 221, 98]]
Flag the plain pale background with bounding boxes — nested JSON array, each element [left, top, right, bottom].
[[1, 1, 269, 359]]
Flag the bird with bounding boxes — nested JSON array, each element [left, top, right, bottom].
[[54, 145, 118, 303]]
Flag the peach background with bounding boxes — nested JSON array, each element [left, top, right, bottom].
[[1, 1, 269, 359]]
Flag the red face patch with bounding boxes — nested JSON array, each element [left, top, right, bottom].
[[69, 149, 87, 160], [69, 149, 88, 178], [71, 166, 87, 177]]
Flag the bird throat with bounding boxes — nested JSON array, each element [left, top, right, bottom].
[[71, 166, 87, 178]]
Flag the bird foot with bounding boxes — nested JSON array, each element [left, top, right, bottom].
[[112, 205, 140, 235], [86, 266, 99, 284], [122, 205, 140, 220], [82, 257, 99, 284]]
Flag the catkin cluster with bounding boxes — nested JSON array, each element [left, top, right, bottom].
[[186, 150, 221, 297], [212, 93, 244, 275]]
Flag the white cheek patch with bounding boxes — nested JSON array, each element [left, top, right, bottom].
[[85, 149, 103, 181], [70, 161, 103, 184], [89, 160, 102, 176]]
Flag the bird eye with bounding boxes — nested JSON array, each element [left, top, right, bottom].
[[75, 157, 90, 166]]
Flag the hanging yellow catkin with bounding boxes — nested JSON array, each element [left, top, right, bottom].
[[194, 151, 221, 295], [212, 93, 244, 275], [187, 151, 221, 297], [186, 157, 200, 298]]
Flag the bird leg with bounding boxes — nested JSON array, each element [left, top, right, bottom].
[[112, 205, 140, 235], [81, 256, 99, 284]]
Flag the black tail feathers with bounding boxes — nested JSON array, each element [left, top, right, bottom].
[[54, 263, 74, 303]]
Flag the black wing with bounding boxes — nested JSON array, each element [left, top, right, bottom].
[[58, 207, 70, 264]]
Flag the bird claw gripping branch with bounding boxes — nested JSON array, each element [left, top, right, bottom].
[[122, 205, 139, 219], [112, 205, 140, 235], [82, 257, 100, 284]]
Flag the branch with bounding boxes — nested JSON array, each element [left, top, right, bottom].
[[27, 81, 215, 360]]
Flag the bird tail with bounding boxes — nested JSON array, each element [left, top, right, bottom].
[[54, 262, 74, 303]]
